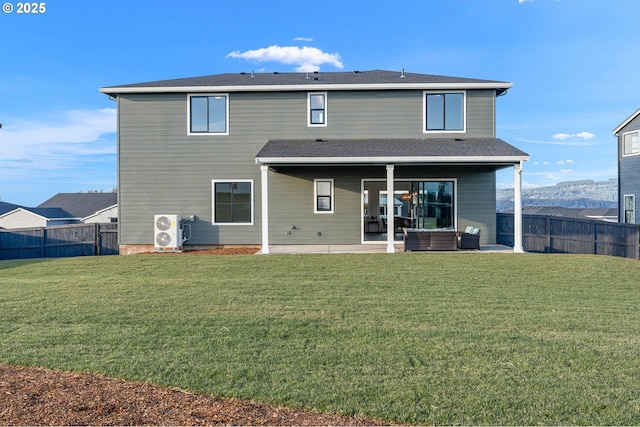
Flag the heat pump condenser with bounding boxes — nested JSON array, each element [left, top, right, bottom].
[[154, 214, 183, 251]]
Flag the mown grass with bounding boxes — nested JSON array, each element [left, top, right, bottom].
[[1, 253, 639, 425]]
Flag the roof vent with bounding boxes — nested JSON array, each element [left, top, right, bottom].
[[306, 72, 310, 79], [315, 138, 324, 142], [240, 72, 246, 75], [313, 71, 319, 74], [400, 68, 406, 78], [313, 77, 319, 81], [353, 70, 360, 73], [273, 71, 279, 75], [251, 70, 255, 78]]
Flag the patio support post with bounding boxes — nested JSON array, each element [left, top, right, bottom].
[[386, 164, 395, 253], [513, 161, 524, 253], [260, 165, 270, 254]]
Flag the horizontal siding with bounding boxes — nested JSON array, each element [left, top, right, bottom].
[[268, 167, 362, 244], [618, 114, 640, 223], [456, 168, 497, 244], [118, 89, 501, 246], [466, 91, 495, 138]]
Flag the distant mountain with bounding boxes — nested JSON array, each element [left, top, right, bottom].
[[497, 179, 618, 212]]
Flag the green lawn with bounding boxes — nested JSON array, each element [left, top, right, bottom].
[[1, 253, 639, 425]]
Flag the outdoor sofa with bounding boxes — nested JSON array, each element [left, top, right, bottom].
[[403, 228, 457, 251], [456, 226, 481, 250]]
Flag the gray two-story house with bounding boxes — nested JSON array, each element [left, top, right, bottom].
[[613, 108, 640, 225], [100, 70, 529, 254]]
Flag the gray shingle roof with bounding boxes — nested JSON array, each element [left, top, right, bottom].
[[102, 69, 510, 92], [256, 138, 529, 164], [28, 207, 76, 219], [38, 193, 117, 219], [0, 201, 23, 216], [522, 206, 618, 220], [0, 202, 74, 219]]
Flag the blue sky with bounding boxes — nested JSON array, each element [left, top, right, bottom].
[[1, 0, 639, 206]]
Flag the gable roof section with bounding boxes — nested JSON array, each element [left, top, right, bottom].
[[100, 70, 512, 96], [613, 108, 640, 135], [0, 201, 23, 216], [38, 193, 118, 219], [0, 206, 76, 221], [256, 138, 529, 166]]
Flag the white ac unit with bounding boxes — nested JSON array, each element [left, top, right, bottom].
[[154, 214, 183, 251]]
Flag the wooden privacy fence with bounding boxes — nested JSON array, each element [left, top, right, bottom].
[[497, 213, 640, 259], [0, 223, 118, 260]]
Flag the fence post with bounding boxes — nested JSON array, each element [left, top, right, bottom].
[[545, 216, 551, 253], [40, 228, 46, 258], [94, 223, 99, 256]]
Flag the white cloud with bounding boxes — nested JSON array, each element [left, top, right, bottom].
[[556, 159, 575, 165], [560, 169, 573, 173], [0, 108, 116, 169], [576, 131, 595, 139], [552, 131, 595, 140], [294, 37, 313, 42], [226, 45, 344, 72], [518, 0, 534, 3], [518, 138, 596, 146]]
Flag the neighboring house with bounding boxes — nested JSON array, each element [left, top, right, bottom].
[[520, 207, 618, 223], [100, 69, 529, 254], [0, 206, 79, 229], [0, 202, 24, 229], [613, 108, 640, 224], [0, 193, 118, 229], [38, 193, 118, 223]]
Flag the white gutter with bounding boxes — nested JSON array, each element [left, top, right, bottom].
[[256, 155, 529, 164], [100, 82, 512, 95]]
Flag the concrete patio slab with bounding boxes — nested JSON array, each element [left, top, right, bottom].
[[262, 244, 514, 254]]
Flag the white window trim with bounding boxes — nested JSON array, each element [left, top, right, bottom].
[[307, 92, 328, 127], [188, 93, 230, 136], [622, 130, 639, 157], [423, 90, 466, 134], [212, 179, 254, 225], [314, 178, 334, 214], [623, 194, 636, 224]]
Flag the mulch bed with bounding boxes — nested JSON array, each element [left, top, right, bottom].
[[0, 364, 390, 426]]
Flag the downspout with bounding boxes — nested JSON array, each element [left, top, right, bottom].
[[513, 161, 524, 253]]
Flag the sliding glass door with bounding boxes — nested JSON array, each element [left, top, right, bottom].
[[411, 181, 454, 229], [363, 180, 455, 242]]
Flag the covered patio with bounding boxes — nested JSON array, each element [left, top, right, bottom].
[[256, 138, 529, 254]]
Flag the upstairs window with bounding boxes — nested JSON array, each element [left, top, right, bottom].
[[308, 93, 327, 126], [189, 94, 228, 134], [623, 131, 639, 156], [424, 91, 465, 132]]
